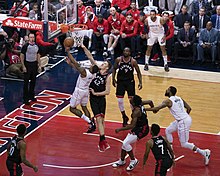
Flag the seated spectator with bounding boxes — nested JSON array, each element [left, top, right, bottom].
[[29, 3, 42, 20], [174, 21, 196, 62], [111, 0, 130, 15], [93, 0, 108, 19], [10, 0, 28, 17], [90, 14, 109, 56], [191, 0, 212, 16], [174, 5, 192, 29], [120, 13, 138, 57], [192, 7, 210, 34], [136, 11, 147, 58], [36, 31, 58, 57], [197, 21, 218, 64], [77, 0, 86, 20], [79, 6, 97, 48], [159, 0, 176, 12], [107, 7, 125, 56], [126, 1, 140, 21], [55, 0, 66, 9], [136, 0, 148, 11], [211, 5, 220, 31]]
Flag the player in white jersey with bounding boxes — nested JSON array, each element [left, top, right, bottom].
[[65, 46, 99, 132], [144, 10, 169, 72], [146, 86, 211, 166]]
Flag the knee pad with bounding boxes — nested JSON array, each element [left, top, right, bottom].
[[122, 141, 132, 152]]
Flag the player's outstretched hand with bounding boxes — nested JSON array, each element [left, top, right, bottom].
[[138, 83, 142, 90], [33, 166, 38, 172]]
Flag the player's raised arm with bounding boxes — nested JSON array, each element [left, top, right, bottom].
[[66, 47, 86, 77], [80, 43, 97, 65]]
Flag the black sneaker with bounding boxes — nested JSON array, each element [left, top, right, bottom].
[[144, 64, 149, 71], [122, 115, 129, 127], [87, 119, 96, 133], [164, 64, 169, 72]]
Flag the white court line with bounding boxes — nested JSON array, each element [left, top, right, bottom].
[[43, 133, 129, 170], [218, 132, 220, 135], [50, 58, 65, 69], [167, 155, 185, 172]]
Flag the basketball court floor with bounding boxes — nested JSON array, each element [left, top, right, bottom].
[[0, 59, 220, 176]]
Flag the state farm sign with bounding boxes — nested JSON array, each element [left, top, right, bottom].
[[2, 17, 57, 31]]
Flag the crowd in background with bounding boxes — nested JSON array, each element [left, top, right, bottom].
[[1, 0, 220, 78]]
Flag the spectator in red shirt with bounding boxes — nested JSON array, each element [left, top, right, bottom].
[[111, 0, 130, 15], [107, 7, 125, 56], [120, 13, 138, 57], [77, 0, 86, 20], [36, 31, 58, 57], [91, 14, 109, 56], [10, 1, 28, 17], [126, 1, 140, 21], [136, 11, 147, 58]]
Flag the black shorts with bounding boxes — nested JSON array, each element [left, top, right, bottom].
[[131, 124, 149, 139], [6, 159, 23, 176], [116, 79, 135, 98], [90, 95, 106, 118], [155, 158, 173, 176]]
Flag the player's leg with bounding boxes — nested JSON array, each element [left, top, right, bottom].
[[165, 121, 178, 149], [178, 117, 211, 165], [116, 81, 128, 127], [145, 36, 155, 71]]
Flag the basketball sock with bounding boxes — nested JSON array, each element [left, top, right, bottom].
[[100, 135, 105, 141], [145, 55, 149, 64], [196, 148, 205, 156], [81, 114, 91, 123], [163, 55, 168, 66], [118, 98, 125, 112]]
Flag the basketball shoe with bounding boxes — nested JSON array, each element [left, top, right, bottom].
[[122, 115, 129, 127], [98, 140, 110, 152], [126, 159, 139, 171], [86, 118, 96, 133], [144, 64, 149, 71], [164, 64, 169, 72], [204, 149, 211, 165], [112, 159, 126, 167]]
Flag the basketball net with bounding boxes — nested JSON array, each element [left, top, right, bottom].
[[71, 31, 84, 47]]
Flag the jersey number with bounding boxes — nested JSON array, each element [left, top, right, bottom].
[[9, 146, 15, 156], [158, 144, 164, 154]]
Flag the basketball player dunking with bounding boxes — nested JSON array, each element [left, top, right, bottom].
[[146, 86, 211, 166], [144, 10, 169, 72], [65, 46, 98, 132]]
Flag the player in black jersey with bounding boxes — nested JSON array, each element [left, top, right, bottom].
[[112, 95, 153, 171], [112, 47, 142, 127], [6, 124, 38, 176], [143, 124, 174, 176]]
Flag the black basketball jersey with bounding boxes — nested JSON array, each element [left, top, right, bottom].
[[151, 136, 171, 161], [132, 106, 148, 129], [90, 71, 109, 96], [117, 56, 134, 81], [7, 136, 23, 164]]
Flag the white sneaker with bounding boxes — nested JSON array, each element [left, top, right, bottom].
[[204, 149, 211, 165], [103, 51, 108, 57], [112, 159, 126, 168], [126, 159, 139, 171]]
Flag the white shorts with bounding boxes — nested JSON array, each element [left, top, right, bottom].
[[166, 116, 192, 144], [70, 88, 89, 107], [147, 33, 166, 46]]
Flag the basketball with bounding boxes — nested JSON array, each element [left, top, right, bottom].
[[64, 37, 74, 47]]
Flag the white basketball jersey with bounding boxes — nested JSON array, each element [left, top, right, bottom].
[[75, 69, 95, 91], [169, 96, 190, 121], [147, 16, 164, 34]]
